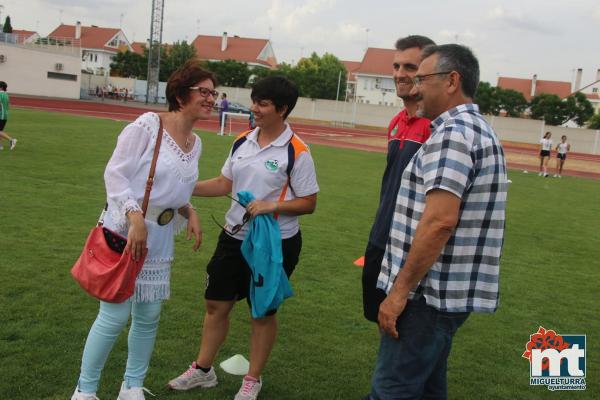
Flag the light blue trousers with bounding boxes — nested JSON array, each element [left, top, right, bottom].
[[77, 299, 162, 393]]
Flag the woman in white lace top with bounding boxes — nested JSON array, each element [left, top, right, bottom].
[[72, 60, 217, 400]]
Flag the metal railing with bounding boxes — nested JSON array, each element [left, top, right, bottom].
[[0, 33, 81, 55]]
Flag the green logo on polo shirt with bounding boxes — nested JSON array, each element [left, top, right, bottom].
[[265, 159, 279, 171]]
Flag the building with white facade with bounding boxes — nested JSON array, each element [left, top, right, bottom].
[[347, 48, 401, 107], [0, 32, 81, 99], [49, 22, 131, 76]]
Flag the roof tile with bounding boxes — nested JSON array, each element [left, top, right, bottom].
[[341, 60, 361, 81], [48, 24, 124, 52], [354, 48, 395, 76], [192, 35, 276, 67], [497, 76, 571, 101]]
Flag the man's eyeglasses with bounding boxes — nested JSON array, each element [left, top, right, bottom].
[[411, 71, 454, 86], [211, 195, 251, 235], [189, 86, 219, 98]]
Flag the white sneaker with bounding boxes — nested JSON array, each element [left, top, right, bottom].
[[116, 382, 155, 400], [553, 174, 558, 177], [538, 172, 543, 176], [71, 388, 100, 400], [9, 138, 17, 150], [0, 145, 3, 150], [234, 375, 262, 400], [167, 361, 218, 390]]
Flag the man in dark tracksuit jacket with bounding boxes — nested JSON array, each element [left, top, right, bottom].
[[362, 35, 435, 323]]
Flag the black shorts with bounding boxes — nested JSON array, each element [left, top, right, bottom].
[[205, 230, 302, 314], [540, 150, 550, 157], [0, 119, 7, 130], [557, 153, 566, 160], [362, 242, 388, 323]]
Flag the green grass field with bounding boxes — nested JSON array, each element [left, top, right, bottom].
[[0, 109, 598, 399]]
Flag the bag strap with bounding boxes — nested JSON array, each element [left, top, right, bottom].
[[141, 115, 164, 217], [98, 115, 163, 226]]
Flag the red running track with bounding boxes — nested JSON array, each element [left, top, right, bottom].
[[12, 96, 600, 178], [12, 96, 389, 152]]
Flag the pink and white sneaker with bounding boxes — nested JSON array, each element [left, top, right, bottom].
[[167, 361, 218, 390], [234, 375, 262, 400]]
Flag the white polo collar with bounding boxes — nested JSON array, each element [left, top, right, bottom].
[[246, 123, 294, 148]]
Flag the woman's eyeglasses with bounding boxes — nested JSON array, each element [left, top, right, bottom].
[[189, 86, 219, 98], [211, 195, 251, 235]]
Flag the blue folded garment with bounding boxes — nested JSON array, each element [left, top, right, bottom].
[[238, 191, 294, 318]]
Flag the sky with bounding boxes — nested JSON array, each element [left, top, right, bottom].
[[3, 0, 600, 87]]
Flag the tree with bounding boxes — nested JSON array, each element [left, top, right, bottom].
[[250, 62, 297, 84], [204, 60, 252, 87], [475, 82, 528, 117], [250, 53, 346, 99], [474, 82, 497, 115], [110, 50, 146, 78], [202, 52, 347, 99], [111, 41, 207, 82], [530, 94, 568, 126], [3, 16, 13, 33], [564, 92, 594, 126], [160, 41, 197, 81], [530, 93, 594, 126], [295, 52, 347, 99], [496, 88, 528, 117], [587, 113, 600, 129]]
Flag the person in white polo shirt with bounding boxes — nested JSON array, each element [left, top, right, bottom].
[[168, 76, 319, 400]]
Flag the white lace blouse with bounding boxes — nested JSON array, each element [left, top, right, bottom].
[[103, 112, 201, 302]]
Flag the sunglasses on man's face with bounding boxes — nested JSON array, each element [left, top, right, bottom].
[[211, 195, 252, 235]]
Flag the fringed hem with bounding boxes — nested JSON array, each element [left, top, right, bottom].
[[173, 214, 188, 236], [132, 283, 171, 303], [132, 258, 171, 302]]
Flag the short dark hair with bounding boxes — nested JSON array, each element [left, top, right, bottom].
[[222, 93, 227, 98], [251, 76, 299, 119], [165, 59, 217, 112], [395, 35, 435, 51], [422, 44, 480, 98], [0, 81, 7, 91]]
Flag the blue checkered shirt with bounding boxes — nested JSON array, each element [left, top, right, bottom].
[[377, 103, 507, 313]]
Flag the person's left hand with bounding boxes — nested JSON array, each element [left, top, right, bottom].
[[378, 293, 408, 339], [186, 209, 202, 251], [246, 200, 277, 217]]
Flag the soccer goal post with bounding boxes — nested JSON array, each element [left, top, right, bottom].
[[219, 112, 251, 136]]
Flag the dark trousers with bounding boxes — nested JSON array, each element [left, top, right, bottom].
[[369, 297, 470, 400], [362, 242, 387, 323]]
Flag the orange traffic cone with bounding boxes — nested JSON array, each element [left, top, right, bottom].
[[353, 256, 365, 267]]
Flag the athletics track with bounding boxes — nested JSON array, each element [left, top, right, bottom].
[[12, 96, 600, 180]]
